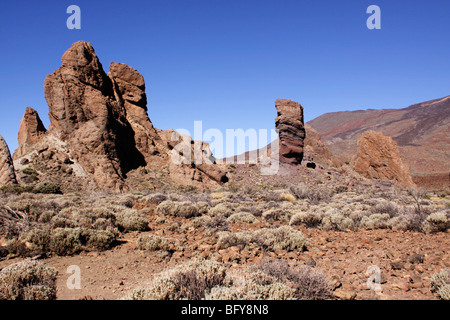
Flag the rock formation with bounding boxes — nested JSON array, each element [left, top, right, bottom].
[[13, 107, 47, 159], [352, 130, 415, 188], [0, 135, 17, 187], [303, 123, 336, 168], [11, 41, 227, 192], [275, 99, 306, 165]]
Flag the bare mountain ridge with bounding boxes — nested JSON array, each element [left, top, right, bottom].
[[308, 95, 450, 189]]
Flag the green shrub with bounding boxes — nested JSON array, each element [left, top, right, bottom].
[[33, 182, 61, 194], [49, 228, 84, 256], [0, 261, 57, 300]]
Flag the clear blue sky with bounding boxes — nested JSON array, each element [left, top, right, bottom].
[[0, 0, 449, 158]]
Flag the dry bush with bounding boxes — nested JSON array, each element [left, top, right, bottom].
[[127, 260, 226, 300], [290, 183, 330, 204], [227, 212, 258, 224], [257, 259, 332, 300], [321, 209, 355, 231], [137, 234, 171, 251], [431, 269, 450, 300], [208, 203, 234, 218], [142, 193, 167, 204], [156, 200, 200, 218], [114, 209, 148, 231], [422, 211, 449, 234], [217, 226, 308, 252], [0, 260, 57, 300], [290, 211, 322, 228], [192, 215, 229, 231], [280, 193, 296, 204], [262, 208, 292, 223], [360, 213, 391, 230], [370, 201, 401, 218]]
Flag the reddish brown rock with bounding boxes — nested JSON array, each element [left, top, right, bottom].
[[0, 135, 17, 186], [352, 130, 415, 188], [275, 99, 306, 165], [44, 41, 145, 191], [304, 123, 336, 168], [13, 107, 47, 159]]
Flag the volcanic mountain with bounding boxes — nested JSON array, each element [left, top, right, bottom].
[[308, 95, 450, 189]]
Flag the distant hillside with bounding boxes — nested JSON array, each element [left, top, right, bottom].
[[308, 96, 450, 189]]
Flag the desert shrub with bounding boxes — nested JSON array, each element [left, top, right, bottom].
[[48, 228, 84, 256], [127, 260, 226, 300], [370, 201, 400, 218], [206, 271, 295, 300], [227, 212, 258, 224], [114, 209, 148, 231], [0, 184, 34, 194], [82, 229, 116, 250], [0, 260, 57, 300], [360, 213, 391, 230], [156, 200, 200, 218], [290, 211, 322, 228], [262, 208, 291, 222], [431, 269, 450, 300], [218, 226, 308, 252], [280, 193, 296, 204], [196, 201, 210, 215], [422, 211, 449, 234], [33, 182, 61, 195], [388, 215, 414, 231], [290, 183, 331, 204], [209, 203, 234, 218], [19, 227, 51, 252], [257, 259, 332, 300], [192, 215, 229, 231], [137, 234, 171, 251], [143, 193, 167, 204], [22, 167, 37, 175], [321, 209, 355, 231]]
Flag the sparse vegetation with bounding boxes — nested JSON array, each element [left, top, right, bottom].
[[0, 260, 57, 300]]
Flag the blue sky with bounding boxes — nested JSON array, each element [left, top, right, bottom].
[[0, 0, 449, 157]]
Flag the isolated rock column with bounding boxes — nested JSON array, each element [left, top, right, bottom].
[[13, 107, 47, 159], [275, 99, 306, 165]]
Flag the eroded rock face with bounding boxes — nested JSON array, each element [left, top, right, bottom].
[[0, 135, 17, 186], [14, 107, 47, 159], [275, 99, 306, 165], [15, 40, 228, 191], [304, 123, 336, 168], [352, 130, 415, 188], [44, 41, 145, 190]]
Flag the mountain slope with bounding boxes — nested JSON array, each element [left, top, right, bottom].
[[308, 96, 450, 189]]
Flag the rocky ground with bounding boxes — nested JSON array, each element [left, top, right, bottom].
[[1, 164, 448, 300]]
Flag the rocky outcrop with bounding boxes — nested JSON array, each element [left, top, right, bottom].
[[275, 99, 306, 165], [44, 41, 145, 190], [303, 123, 336, 168], [352, 130, 415, 188], [0, 135, 17, 186], [13, 107, 47, 159], [12, 40, 227, 191]]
